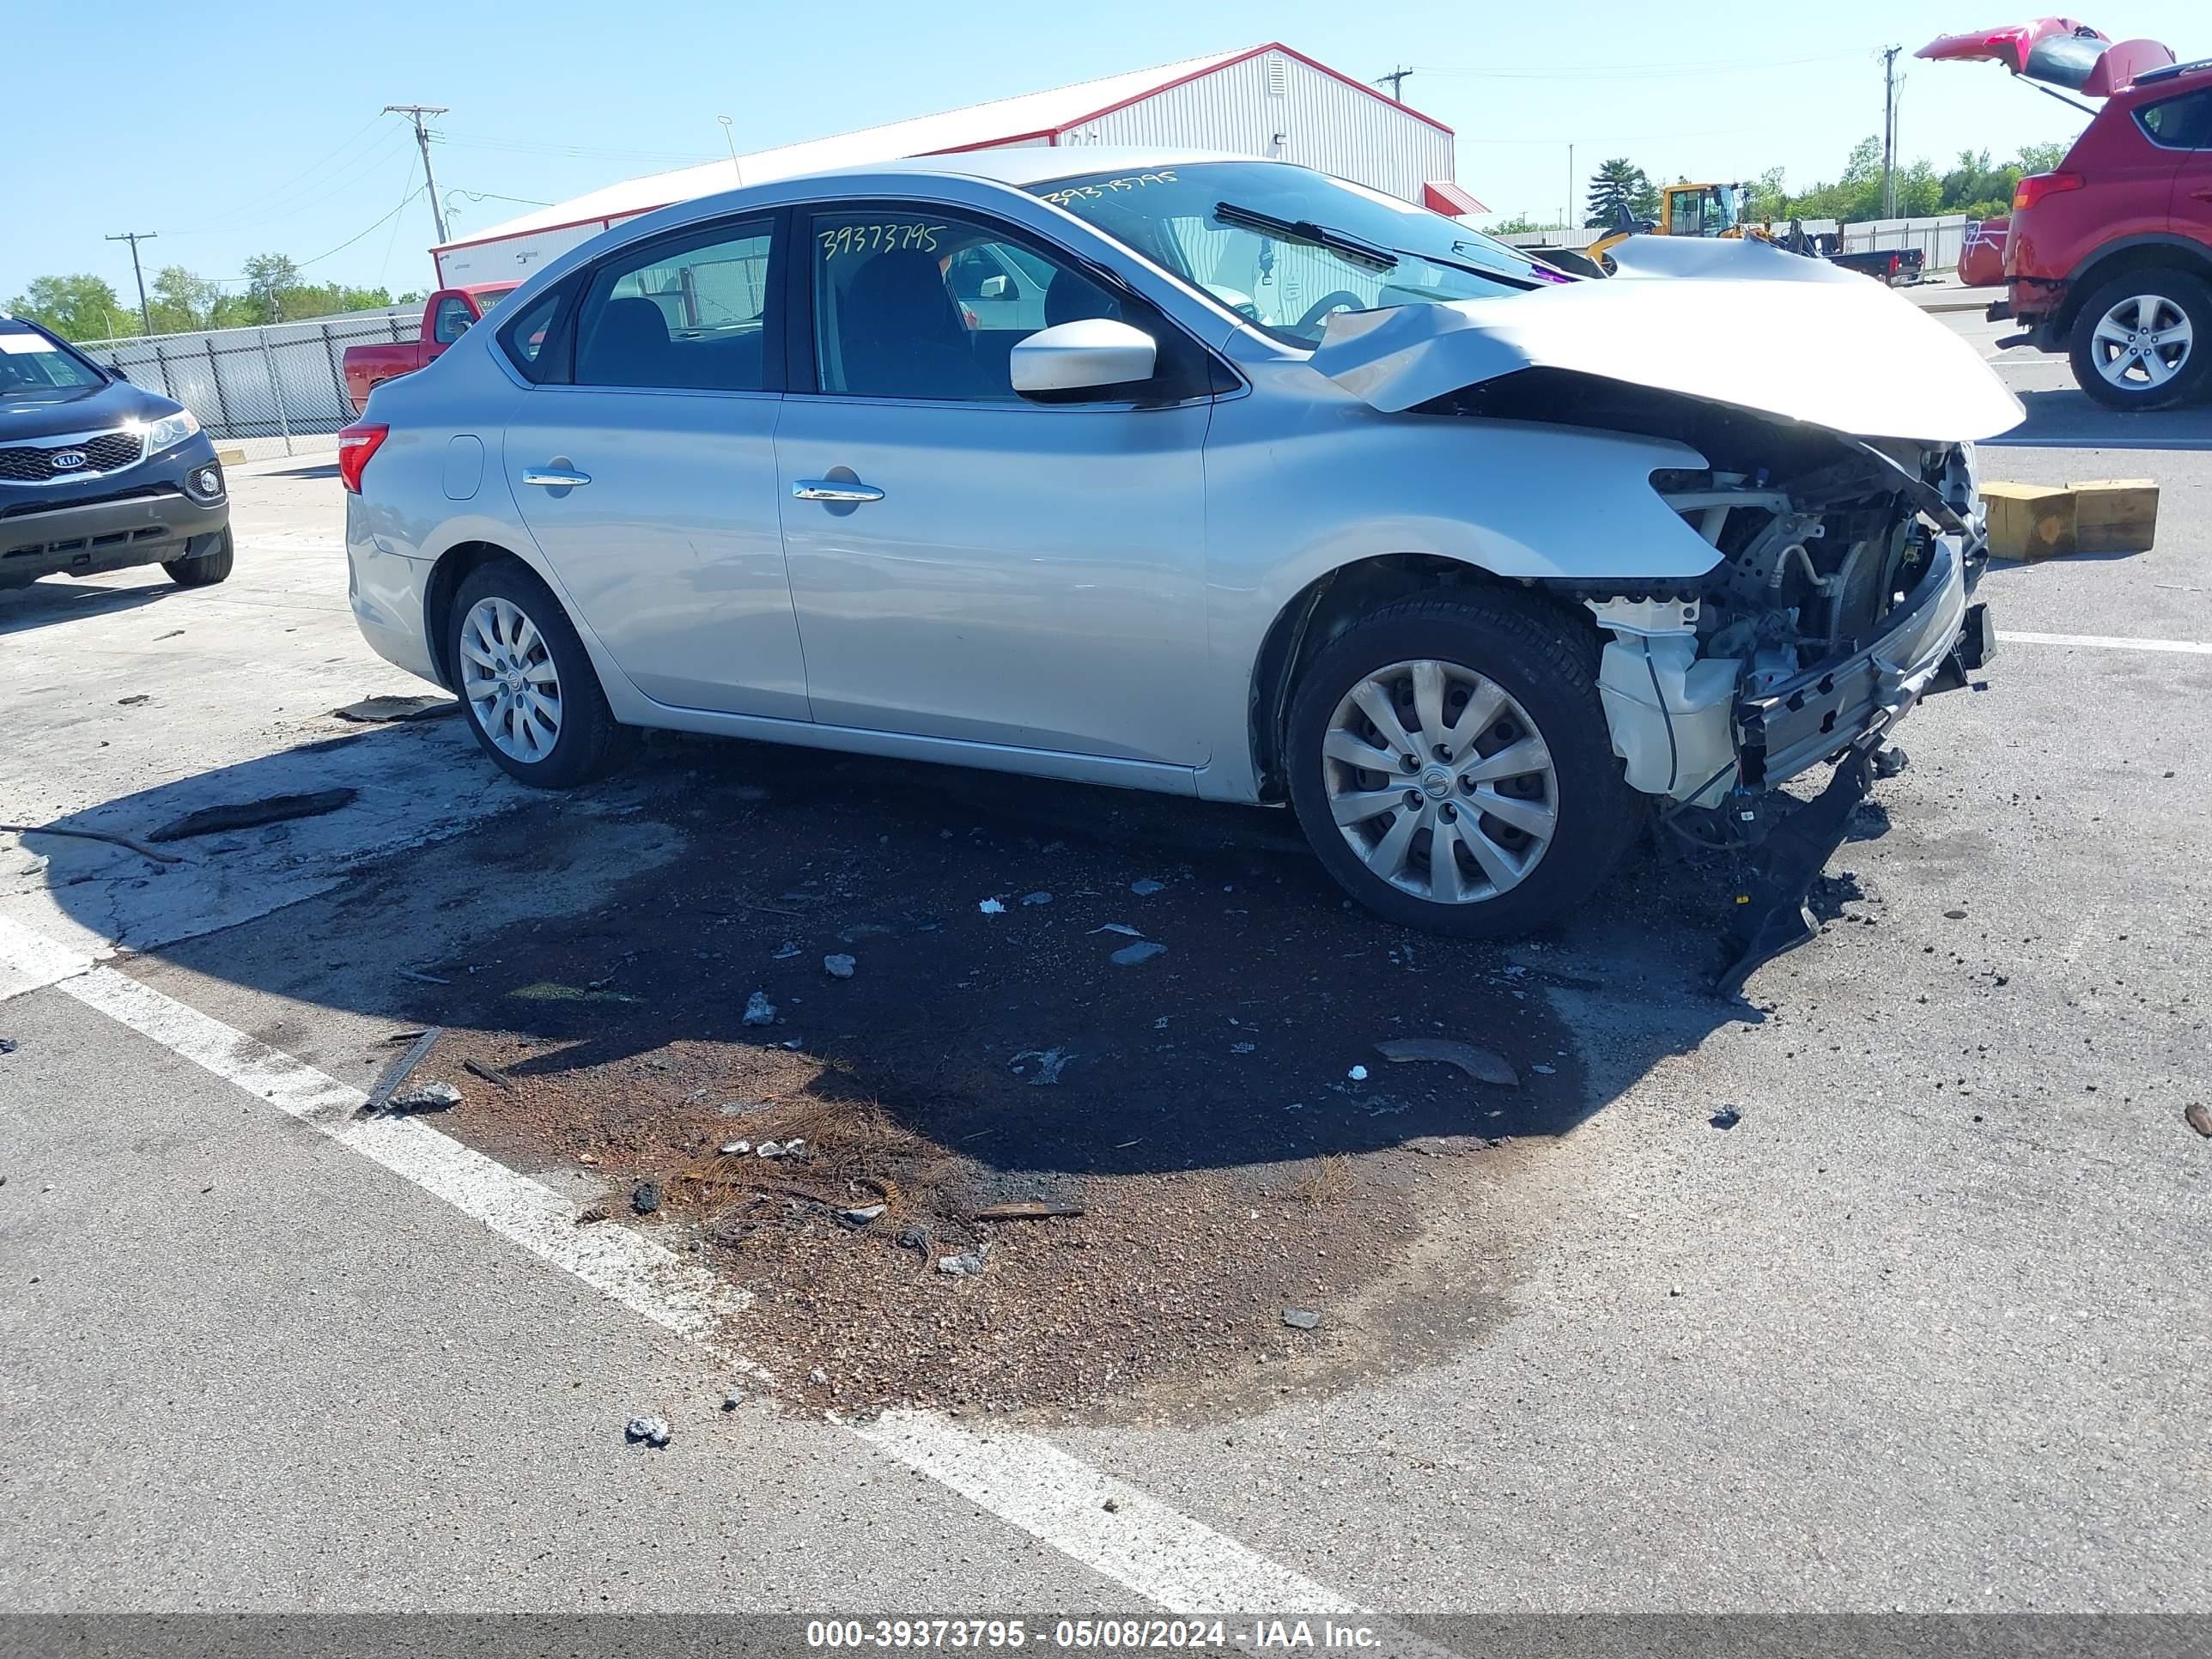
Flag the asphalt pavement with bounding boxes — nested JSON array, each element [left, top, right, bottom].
[[1, 313, 2206, 1632]]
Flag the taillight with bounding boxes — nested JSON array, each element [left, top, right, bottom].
[[337, 422, 389, 495], [2013, 172, 2083, 212]]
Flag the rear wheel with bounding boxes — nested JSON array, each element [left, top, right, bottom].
[[162, 526, 233, 587], [2067, 269, 2211, 410], [1285, 592, 1643, 936], [447, 558, 627, 788]]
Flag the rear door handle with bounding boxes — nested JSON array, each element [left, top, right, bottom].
[[522, 467, 592, 488], [792, 479, 884, 503]]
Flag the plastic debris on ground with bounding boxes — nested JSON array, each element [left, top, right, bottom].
[[625, 1415, 672, 1447], [1374, 1036, 1519, 1086], [1110, 941, 1168, 967]]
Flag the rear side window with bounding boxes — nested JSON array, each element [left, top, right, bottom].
[[573, 218, 776, 392], [496, 285, 567, 380], [2138, 88, 2212, 149]]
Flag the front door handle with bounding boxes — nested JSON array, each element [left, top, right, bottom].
[[522, 467, 592, 488], [792, 478, 884, 504]]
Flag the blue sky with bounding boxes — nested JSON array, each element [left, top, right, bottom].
[[8, 0, 2201, 309]]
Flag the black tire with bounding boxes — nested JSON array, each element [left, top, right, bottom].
[[162, 526, 234, 587], [1285, 591, 1643, 937], [2066, 268, 2212, 411], [447, 556, 627, 788]]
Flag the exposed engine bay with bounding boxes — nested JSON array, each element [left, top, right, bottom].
[[1429, 371, 1990, 821]]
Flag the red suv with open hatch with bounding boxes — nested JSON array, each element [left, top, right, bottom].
[[1923, 21, 2212, 408]]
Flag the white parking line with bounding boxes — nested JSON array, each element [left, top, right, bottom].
[[0, 914, 1393, 1622], [1998, 629, 2212, 656]]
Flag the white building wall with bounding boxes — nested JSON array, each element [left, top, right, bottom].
[[1064, 51, 1456, 202]]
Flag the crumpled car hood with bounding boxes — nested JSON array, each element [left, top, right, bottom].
[[1308, 236, 2027, 445]]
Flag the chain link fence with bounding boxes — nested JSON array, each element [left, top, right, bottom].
[[76, 307, 428, 459]]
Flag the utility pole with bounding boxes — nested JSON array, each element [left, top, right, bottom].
[[106, 231, 157, 336], [385, 104, 452, 243], [1880, 46, 1901, 220], [1373, 66, 1413, 102], [1566, 143, 1575, 233], [717, 115, 744, 186]]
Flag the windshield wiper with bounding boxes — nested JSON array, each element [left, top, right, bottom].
[[1215, 202, 1398, 270]]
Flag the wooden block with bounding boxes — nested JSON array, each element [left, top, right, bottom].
[[2067, 478, 2158, 555], [1980, 481, 2074, 561]]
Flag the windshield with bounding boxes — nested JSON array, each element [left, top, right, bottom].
[[0, 327, 105, 397], [1030, 161, 1548, 348]]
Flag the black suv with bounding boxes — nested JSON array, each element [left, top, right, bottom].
[[1, 316, 231, 591]]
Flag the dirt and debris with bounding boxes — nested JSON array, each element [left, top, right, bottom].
[[2185, 1103, 2212, 1139], [823, 954, 856, 980], [390, 745, 1612, 1419], [462, 1058, 515, 1091], [1282, 1308, 1322, 1331], [362, 1027, 444, 1114], [148, 787, 357, 842], [333, 695, 459, 724], [1374, 1037, 1520, 1087], [1711, 1106, 1743, 1130], [1110, 940, 1168, 967], [0, 823, 183, 866], [383, 1081, 462, 1115], [631, 1181, 663, 1215], [624, 1414, 671, 1447]]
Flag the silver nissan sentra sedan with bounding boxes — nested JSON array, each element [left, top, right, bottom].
[[342, 147, 2021, 971]]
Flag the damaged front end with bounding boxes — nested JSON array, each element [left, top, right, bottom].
[[1597, 436, 1996, 994], [1309, 238, 2022, 991]]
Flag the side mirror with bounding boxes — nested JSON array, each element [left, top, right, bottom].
[[1009, 319, 1157, 396], [978, 274, 1012, 300]]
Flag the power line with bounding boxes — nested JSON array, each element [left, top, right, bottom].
[[385, 105, 452, 244], [1413, 52, 1859, 81], [106, 231, 157, 335], [166, 126, 413, 237], [296, 185, 428, 270]]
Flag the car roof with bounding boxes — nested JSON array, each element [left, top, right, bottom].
[[807, 145, 1246, 189]]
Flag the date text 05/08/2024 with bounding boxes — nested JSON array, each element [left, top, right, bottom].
[[805, 1620, 1387, 1650]]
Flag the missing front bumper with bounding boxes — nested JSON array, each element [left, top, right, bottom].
[[1735, 539, 1969, 791]]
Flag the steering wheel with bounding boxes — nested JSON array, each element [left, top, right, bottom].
[[1297, 291, 1367, 332]]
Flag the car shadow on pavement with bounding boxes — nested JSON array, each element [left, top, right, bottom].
[[0, 574, 177, 637], [29, 727, 1761, 1186], [1986, 389, 2212, 452]]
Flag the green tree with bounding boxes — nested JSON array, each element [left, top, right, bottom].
[[241, 252, 304, 323], [1584, 157, 1658, 229], [147, 265, 222, 333], [1741, 167, 1790, 224], [4, 273, 127, 341]]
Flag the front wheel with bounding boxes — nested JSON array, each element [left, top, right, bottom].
[[163, 526, 234, 587], [447, 557, 628, 788], [2067, 270, 2210, 410], [1285, 592, 1643, 936]]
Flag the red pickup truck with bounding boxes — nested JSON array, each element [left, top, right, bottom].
[[343, 283, 518, 413]]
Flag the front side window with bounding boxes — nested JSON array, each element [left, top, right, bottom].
[[810, 209, 1133, 401], [2138, 87, 2212, 149], [573, 218, 775, 392], [1030, 161, 1546, 348]]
